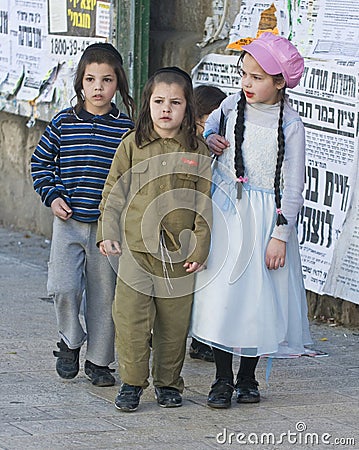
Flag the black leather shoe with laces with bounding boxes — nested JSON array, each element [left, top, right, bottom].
[[207, 378, 234, 409], [84, 360, 115, 387], [115, 383, 143, 412], [53, 339, 80, 379], [235, 376, 260, 403], [155, 386, 182, 407]]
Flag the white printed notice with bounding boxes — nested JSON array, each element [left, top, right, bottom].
[[6, 0, 48, 102], [289, 60, 359, 301], [309, 0, 359, 61], [191, 53, 242, 95], [0, 0, 10, 84], [324, 160, 359, 304]]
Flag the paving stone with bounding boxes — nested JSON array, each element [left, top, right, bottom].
[[0, 225, 359, 449]]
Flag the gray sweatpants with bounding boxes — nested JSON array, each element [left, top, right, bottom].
[[47, 217, 116, 366]]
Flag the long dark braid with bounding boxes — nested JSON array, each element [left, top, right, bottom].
[[234, 90, 247, 199], [234, 82, 288, 225], [274, 93, 288, 226]]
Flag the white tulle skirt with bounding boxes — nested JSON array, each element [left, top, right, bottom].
[[191, 179, 312, 357]]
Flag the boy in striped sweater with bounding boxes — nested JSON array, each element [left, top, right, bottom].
[[31, 43, 134, 386]]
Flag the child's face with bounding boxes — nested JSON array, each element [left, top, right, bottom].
[[150, 82, 187, 138], [82, 63, 118, 115], [240, 53, 285, 105]]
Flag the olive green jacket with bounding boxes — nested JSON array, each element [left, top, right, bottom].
[[97, 129, 212, 265]]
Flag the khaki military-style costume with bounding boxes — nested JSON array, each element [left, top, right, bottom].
[[97, 129, 212, 391]]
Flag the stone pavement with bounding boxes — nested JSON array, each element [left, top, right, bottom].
[[0, 225, 359, 450]]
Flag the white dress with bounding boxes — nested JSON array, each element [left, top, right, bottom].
[[191, 99, 312, 357]]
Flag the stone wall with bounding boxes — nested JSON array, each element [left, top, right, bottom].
[[307, 292, 359, 328], [149, 0, 242, 73], [0, 112, 53, 237]]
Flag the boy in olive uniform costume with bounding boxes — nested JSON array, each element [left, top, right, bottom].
[[97, 67, 212, 411]]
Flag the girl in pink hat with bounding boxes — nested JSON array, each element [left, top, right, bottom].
[[190, 32, 312, 409]]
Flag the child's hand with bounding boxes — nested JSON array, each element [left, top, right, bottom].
[[265, 238, 286, 270], [51, 197, 72, 220], [207, 133, 230, 156], [99, 240, 122, 256], [183, 261, 206, 273]]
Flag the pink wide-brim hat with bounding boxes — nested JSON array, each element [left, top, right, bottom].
[[242, 32, 304, 88]]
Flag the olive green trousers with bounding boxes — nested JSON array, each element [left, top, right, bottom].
[[113, 247, 195, 391]]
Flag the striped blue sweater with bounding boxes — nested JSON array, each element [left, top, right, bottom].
[[31, 104, 134, 222]]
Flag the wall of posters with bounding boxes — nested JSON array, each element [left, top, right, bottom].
[[289, 60, 359, 302], [0, 0, 112, 122], [192, 0, 359, 305]]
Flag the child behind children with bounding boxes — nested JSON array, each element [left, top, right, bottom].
[[189, 85, 227, 363], [31, 43, 135, 387], [190, 32, 312, 408], [193, 85, 227, 138], [97, 67, 212, 411]]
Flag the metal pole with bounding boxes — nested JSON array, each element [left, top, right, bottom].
[[116, 0, 150, 114]]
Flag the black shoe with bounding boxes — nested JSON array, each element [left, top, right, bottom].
[[53, 339, 80, 379], [155, 387, 182, 408], [235, 376, 260, 403], [189, 344, 214, 362], [207, 378, 234, 409], [84, 360, 116, 387], [115, 383, 143, 412]]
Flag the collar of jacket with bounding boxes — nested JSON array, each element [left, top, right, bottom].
[[139, 129, 191, 150], [75, 103, 121, 121]]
